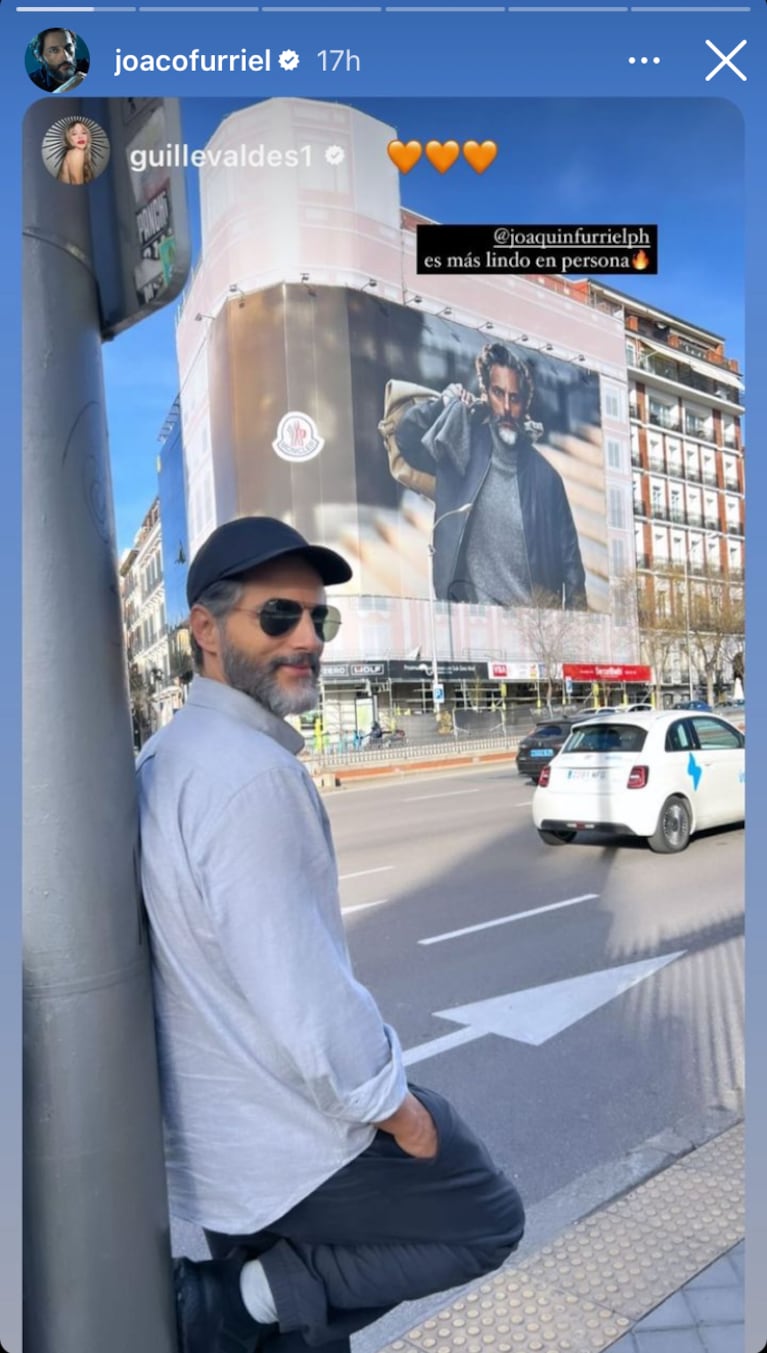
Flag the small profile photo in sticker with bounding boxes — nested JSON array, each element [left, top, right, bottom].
[[26, 28, 90, 94], [41, 116, 111, 186]]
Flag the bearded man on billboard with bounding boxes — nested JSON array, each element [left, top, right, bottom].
[[389, 342, 588, 610]]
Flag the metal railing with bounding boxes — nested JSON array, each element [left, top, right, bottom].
[[305, 729, 525, 773]]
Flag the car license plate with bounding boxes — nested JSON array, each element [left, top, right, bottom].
[[566, 768, 607, 781], [531, 748, 553, 757]]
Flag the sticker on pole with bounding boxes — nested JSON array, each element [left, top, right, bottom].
[[272, 412, 324, 463]]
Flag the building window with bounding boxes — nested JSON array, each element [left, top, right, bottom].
[[648, 397, 676, 430], [608, 487, 626, 528], [606, 438, 623, 470], [603, 385, 624, 421]]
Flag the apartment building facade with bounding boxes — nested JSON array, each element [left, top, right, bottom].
[[587, 285, 745, 698], [119, 497, 181, 738]]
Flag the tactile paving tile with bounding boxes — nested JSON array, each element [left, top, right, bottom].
[[515, 1213, 717, 1322], [393, 1276, 631, 1353], [675, 1123, 743, 1178], [375, 1127, 744, 1353]]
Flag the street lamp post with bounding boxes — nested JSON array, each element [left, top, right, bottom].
[[427, 503, 472, 714]]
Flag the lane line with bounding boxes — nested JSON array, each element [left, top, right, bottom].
[[339, 866, 393, 881], [343, 899, 389, 914], [418, 893, 599, 945], [403, 789, 481, 802]]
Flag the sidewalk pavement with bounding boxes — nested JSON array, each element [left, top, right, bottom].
[[171, 1121, 744, 1353], [373, 1122, 744, 1353], [607, 1242, 744, 1353]]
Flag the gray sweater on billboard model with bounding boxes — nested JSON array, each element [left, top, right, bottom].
[[395, 394, 588, 609]]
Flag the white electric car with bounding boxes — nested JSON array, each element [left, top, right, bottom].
[[532, 710, 745, 853]]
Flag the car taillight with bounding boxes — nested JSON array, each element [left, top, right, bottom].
[[627, 765, 649, 789], [538, 765, 551, 787]]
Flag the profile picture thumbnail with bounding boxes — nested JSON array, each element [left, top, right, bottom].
[[26, 28, 90, 94], [41, 117, 111, 186]]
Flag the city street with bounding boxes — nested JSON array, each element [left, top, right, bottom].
[[330, 762, 744, 1211]]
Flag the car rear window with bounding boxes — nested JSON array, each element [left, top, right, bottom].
[[534, 724, 566, 737], [563, 723, 648, 754]]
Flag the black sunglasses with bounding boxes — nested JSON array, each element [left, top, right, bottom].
[[231, 599, 342, 642]]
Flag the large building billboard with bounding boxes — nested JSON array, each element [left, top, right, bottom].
[[205, 284, 609, 615]]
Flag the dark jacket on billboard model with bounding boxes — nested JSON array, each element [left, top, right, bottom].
[[394, 394, 588, 609]]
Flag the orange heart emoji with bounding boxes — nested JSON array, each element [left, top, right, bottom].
[[387, 140, 423, 173], [425, 140, 461, 174], [463, 140, 498, 173]]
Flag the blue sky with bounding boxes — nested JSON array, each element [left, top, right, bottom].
[[103, 96, 744, 555]]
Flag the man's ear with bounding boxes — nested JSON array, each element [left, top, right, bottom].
[[189, 604, 221, 664]]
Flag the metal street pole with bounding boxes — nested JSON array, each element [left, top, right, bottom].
[[23, 101, 176, 1353], [428, 504, 471, 716]]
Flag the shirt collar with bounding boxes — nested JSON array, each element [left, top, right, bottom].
[[187, 676, 305, 755]]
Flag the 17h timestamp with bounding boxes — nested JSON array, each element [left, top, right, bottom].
[[317, 49, 362, 72]]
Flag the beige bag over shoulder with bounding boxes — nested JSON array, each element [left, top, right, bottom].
[[378, 378, 439, 501]]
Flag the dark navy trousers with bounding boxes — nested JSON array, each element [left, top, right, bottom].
[[205, 1085, 525, 1353]]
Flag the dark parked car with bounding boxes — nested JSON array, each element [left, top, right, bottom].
[[672, 699, 712, 712], [516, 719, 578, 781]]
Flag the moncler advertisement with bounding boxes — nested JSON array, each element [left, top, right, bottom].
[[205, 285, 609, 613]]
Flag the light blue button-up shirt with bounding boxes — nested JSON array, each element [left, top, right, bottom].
[[136, 677, 407, 1232]]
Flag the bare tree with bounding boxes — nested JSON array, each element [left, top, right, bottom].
[[635, 573, 688, 707], [688, 587, 745, 707], [516, 587, 577, 711]]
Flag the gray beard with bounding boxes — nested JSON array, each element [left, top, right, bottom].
[[496, 424, 518, 447], [220, 638, 320, 717]]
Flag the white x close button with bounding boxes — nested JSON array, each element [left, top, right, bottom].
[[705, 38, 747, 82]]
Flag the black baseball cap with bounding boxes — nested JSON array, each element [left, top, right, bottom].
[[186, 517, 353, 608]]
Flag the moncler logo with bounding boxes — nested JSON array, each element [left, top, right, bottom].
[[272, 411, 324, 463]]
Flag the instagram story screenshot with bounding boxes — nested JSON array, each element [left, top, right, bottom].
[[2, 2, 764, 1352]]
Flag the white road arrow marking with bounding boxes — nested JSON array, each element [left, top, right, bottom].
[[402, 951, 686, 1065]]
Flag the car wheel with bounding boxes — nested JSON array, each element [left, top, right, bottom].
[[538, 828, 576, 846], [648, 796, 692, 854]]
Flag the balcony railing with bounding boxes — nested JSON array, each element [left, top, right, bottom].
[[648, 411, 680, 431], [648, 457, 666, 473], [643, 357, 740, 404], [685, 467, 702, 483], [686, 422, 714, 441], [702, 472, 718, 486], [631, 449, 642, 466], [686, 512, 704, 528], [633, 499, 645, 516], [726, 522, 744, 536], [704, 517, 720, 531]]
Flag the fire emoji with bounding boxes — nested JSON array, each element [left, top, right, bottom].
[[632, 250, 651, 271]]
